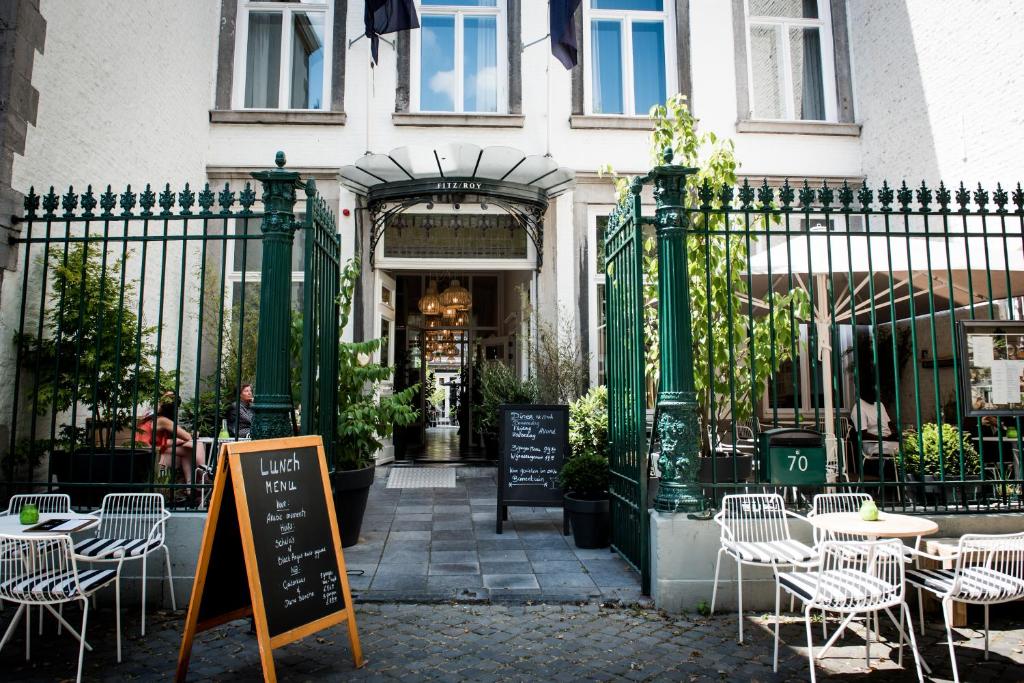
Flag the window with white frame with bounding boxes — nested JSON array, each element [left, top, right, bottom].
[[589, 213, 610, 386], [585, 0, 674, 116], [744, 0, 836, 121], [414, 0, 505, 113], [234, 0, 332, 110]]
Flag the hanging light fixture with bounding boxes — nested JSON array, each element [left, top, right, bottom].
[[439, 279, 472, 311], [426, 316, 443, 330], [418, 280, 441, 316], [442, 305, 458, 320], [452, 310, 469, 327]]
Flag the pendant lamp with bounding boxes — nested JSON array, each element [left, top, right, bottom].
[[439, 279, 472, 310], [442, 305, 458, 320], [418, 280, 441, 316]]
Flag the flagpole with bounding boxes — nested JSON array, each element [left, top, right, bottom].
[[545, 0, 552, 157], [366, 38, 373, 155]]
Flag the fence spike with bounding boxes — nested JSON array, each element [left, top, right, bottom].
[[178, 182, 195, 215], [916, 181, 932, 212], [818, 180, 834, 210], [838, 180, 853, 212], [936, 181, 951, 213], [697, 178, 713, 210], [857, 182, 873, 211], [716, 181, 734, 209], [897, 180, 912, 212], [757, 179, 774, 210], [738, 178, 754, 210], [305, 178, 317, 198], [42, 186, 58, 217], [993, 183, 1008, 214], [778, 179, 794, 211], [1013, 182, 1024, 214], [973, 182, 989, 213], [239, 182, 256, 212], [218, 182, 236, 214], [955, 181, 970, 213], [878, 180, 894, 212], [799, 180, 815, 210], [158, 183, 175, 215], [23, 186, 39, 218], [61, 186, 78, 217], [99, 184, 117, 216], [198, 183, 215, 213], [120, 184, 137, 216], [139, 183, 156, 215], [80, 185, 97, 217]]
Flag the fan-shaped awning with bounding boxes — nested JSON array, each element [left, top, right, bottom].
[[342, 145, 575, 270]]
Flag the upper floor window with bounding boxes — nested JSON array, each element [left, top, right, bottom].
[[235, 0, 332, 110], [744, 0, 836, 121], [414, 0, 505, 113], [585, 0, 674, 116]]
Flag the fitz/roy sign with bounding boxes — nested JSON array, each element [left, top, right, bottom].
[[435, 181, 482, 191]]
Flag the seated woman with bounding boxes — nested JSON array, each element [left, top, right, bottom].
[[224, 382, 254, 438], [137, 391, 206, 504]]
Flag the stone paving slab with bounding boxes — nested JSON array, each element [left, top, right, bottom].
[[5, 602, 1022, 681]]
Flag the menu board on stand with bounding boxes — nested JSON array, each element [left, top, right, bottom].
[[496, 404, 570, 535], [176, 435, 362, 683]]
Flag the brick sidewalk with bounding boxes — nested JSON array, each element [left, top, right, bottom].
[[4, 601, 1023, 681]]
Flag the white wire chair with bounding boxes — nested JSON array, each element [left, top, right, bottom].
[[808, 492, 874, 546], [0, 533, 121, 682], [774, 539, 924, 683], [906, 531, 1024, 683], [711, 493, 817, 643], [73, 493, 175, 635], [4, 494, 72, 515]]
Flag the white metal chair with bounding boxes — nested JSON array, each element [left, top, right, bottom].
[[4, 493, 72, 515], [808, 492, 873, 546], [0, 533, 121, 682], [74, 493, 175, 635], [906, 531, 1024, 683], [774, 539, 924, 683], [711, 493, 817, 642]]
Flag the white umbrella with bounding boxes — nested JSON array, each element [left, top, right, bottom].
[[746, 231, 1024, 482]]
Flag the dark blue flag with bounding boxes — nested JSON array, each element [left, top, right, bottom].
[[550, 0, 583, 69], [364, 0, 419, 65]]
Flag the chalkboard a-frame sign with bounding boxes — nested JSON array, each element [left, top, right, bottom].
[[175, 436, 363, 682], [496, 404, 570, 535]]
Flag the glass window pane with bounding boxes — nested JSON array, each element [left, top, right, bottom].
[[463, 16, 498, 112], [748, 0, 818, 18], [631, 21, 666, 116], [749, 24, 783, 119], [595, 216, 607, 273], [245, 12, 282, 108], [592, 0, 663, 10], [420, 15, 456, 111], [290, 11, 325, 109], [790, 27, 825, 120], [591, 20, 624, 115]]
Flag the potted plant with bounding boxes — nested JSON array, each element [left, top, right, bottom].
[[16, 244, 170, 505], [902, 423, 981, 504], [476, 360, 537, 458], [333, 258, 418, 547], [560, 387, 611, 549]]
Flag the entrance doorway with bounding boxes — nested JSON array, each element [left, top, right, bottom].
[[388, 272, 532, 463]]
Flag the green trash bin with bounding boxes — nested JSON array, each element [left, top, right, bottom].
[[758, 428, 825, 486]]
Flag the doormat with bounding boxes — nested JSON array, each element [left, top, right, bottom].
[[386, 467, 456, 489]]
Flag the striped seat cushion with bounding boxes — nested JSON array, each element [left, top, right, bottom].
[[1, 567, 115, 600], [906, 567, 1024, 601], [780, 569, 896, 607], [75, 537, 162, 559], [726, 539, 816, 564]]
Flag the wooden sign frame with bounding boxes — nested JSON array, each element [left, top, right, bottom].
[[176, 435, 363, 682], [496, 404, 570, 535]]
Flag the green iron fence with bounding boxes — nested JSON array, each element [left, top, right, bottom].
[[609, 160, 1024, 519], [2, 155, 341, 510]]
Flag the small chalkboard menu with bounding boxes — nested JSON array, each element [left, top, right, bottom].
[[176, 436, 362, 683], [496, 404, 569, 534]]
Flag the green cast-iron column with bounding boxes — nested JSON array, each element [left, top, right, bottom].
[[651, 150, 703, 513], [250, 151, 303, 439]]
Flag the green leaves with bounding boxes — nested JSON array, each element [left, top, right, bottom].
[[902, 423, 980, 480]]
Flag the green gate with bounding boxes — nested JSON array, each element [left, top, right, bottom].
[[604, 182, 650, 592]]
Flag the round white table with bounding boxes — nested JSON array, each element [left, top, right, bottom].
[[0, 512, 99, 536], [808, 511, 938, 540]]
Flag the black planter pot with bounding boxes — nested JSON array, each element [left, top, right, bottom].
[[564, 492, 610, 549], [331, 465, 375, 548]]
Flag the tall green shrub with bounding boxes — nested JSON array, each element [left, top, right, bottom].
[[902, 423, 980, 479], [569, 386, 608, 460], [476, 361, 538, 444]]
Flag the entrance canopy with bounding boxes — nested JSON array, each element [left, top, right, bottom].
[[340, 144, 575, 268]]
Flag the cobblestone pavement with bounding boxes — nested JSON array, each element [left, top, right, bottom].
[[4, 601, 1023, 681]]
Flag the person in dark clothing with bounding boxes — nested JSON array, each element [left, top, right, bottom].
[[225, 383, 254, 438]]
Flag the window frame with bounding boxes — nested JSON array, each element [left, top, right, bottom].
[[742, 0, 838, 122], [587, 205, 614, 386], [231, 0, 334, 112], [410, 0, 508, 114], [582, 0, 677, 117]]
